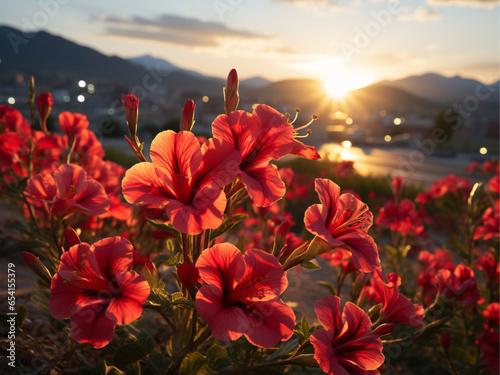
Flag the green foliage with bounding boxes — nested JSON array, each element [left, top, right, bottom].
[[113, 330, 156, 368], [210, 213, 248, 241]]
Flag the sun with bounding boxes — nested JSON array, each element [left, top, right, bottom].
[[323, 74, 374, 99]]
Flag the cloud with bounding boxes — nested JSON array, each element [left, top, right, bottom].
[[272, 0, 358, 12], [98, 14, 271, 47], [426, 0, 499, 8], [398, 7, 442, 22]]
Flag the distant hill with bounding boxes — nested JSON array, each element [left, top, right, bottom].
[[251, 79, 441, 115], [128, 54, 209, 79], [241, 76, 272, 88], [0, 25, 227, 94], [0, 25, 149, 85], [381, 73, 499, 105]]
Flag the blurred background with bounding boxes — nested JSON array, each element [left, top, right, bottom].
[[0, 0, 498, 186]]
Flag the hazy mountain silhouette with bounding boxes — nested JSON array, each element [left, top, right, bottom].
[[128, 54, 209, 79], [0, 25, 225, 93], [251, 79, 441, 115], [0, 25, 148, 85], [381, 73, 499, 105]]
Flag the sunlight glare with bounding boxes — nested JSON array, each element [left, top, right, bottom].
[[324, 74, 373, 99]]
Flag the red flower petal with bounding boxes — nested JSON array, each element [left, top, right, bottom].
[[149, 130, 201, 179], [196, 243, 245, 292], [107, 271, 150, 325], [89, 237, 134, 279], [166, 188, 227, 235], [122, 162, 175, 207], [240, 164, 286, 207], [194, 138, 241, 190], [69, 303, 117, 349], [242, 300, 295, 348]]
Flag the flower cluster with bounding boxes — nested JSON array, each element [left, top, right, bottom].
[[3, 71, 498, 375]]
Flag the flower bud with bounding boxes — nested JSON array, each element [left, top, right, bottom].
[[373, 323, 395, 337], [122, 94, 139, 139], [180, 99, 196, 132], [224, 69, 239, 114], [64, 227, 81, 251], [21, 252, 52, 285], [178, 261, 200, 289], [272, 220, 290, 258], [36, 92, 54, 133]]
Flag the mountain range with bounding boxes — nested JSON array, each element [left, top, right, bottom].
[[0, 25, 498, 114]]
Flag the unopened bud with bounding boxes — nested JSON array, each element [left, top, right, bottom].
[[272, 220, 290, 258], [122, 94, 139, 139], [373, 323, 395, 337], [177, 261, 200, 289], [180, 99, 196, 132], [36, 92, 54, 133], [64, 227, 81, 251], [224, 69, 239, 114], [21, 252, 52, 285]]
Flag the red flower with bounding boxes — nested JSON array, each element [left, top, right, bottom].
[[310, 295, 384, 375], [369, 271, 424, 327], [483, 303, 499, 331], [177, 261, 200, 289], [305, 178, 380, 272], [59, 112, 89, 137], [427, 174, 473, 201], [195, 243, 295, 348], [212, 105, 294, 206], [474, 199, 500, 241], [464, 160, 479, 173], [482, 160, 498, 174], [434, 265, 483, 306], [49, 237, 150, 348], [474, 252, 499, 287], [25, 164, 110, 218], [375, 199, 426, 237], [122, 130, 241, 234], [334, 160, 355, 178], [0, 105, 31, 136], [488, 175, 499, 194]]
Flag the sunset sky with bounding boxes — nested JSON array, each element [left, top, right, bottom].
[[2, 0, 499, 87]]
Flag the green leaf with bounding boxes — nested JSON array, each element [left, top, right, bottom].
[[300, 261, 321, 270], [300, 315, 310, 337], [178, 352, 207, 375], [210, 214, 247, 241], [147, 351, 171, 374], [265, 337, 300, 361], [316, 281, 337, 296], [137, 330, 156, 355], [206, 345, 231, 371], [146, 218, 181, 242], [152, 253, 182, 267], [113, 343, 148, 368]]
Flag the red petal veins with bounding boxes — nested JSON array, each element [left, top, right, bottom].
[[196, 243, 245, 293], [122, 162, 175, 207], [89, 237, 135, 279], [150, 130, 202, 179], [194, 138, 241, 191], [239, 164, 286, 207]]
